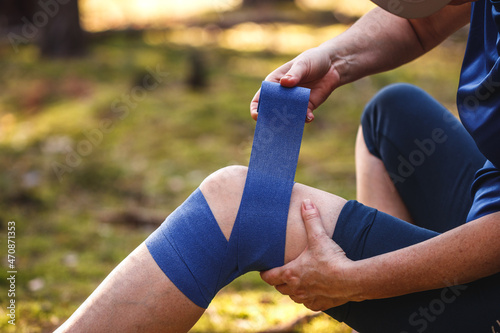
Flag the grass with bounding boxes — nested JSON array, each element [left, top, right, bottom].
[[0, 29, 466, 332]]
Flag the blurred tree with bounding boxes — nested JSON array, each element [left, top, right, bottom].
[[186, 49, 208, 91], [0, 0, 86, 58], [0, 0, 38, 28], [39, 0, 86, 58]]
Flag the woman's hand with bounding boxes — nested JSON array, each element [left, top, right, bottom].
[[260, 199, 360, 311], [250, 46, 341, 123]]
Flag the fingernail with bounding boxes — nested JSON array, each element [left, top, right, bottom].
[[304, 199, 314, 210], [282, 74, 292, 81]]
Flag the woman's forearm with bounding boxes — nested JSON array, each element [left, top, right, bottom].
[[321, 4, 471, 87], [347, 212, 500, 301]]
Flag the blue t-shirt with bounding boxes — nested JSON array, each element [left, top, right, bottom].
[[458, 0, 500, 168], [458, 0, 500, 221]]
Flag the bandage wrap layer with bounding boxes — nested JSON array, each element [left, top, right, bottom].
[[146, 81, 310, 308]]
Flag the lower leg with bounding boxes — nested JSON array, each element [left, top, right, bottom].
[[54, 244, 205, 333], [56, 166, 347, 332]]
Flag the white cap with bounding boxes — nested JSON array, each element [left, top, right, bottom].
[[371, 0, 452, 18]]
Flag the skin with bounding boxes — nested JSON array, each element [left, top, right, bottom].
[[258, 0, 500, 314]]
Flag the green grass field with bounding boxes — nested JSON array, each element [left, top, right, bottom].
[[0, 31, 466, 332]]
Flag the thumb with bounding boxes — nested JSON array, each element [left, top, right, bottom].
[[280, 60, 308, 87], [279, 61, 315, 122], [260, 265, 286, 286], [301, 199, 328, 246]]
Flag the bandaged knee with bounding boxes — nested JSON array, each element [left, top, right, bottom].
[[146, 81, 310, 308]]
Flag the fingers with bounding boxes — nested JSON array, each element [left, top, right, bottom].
[[250, 58, 314, 122], [250, 88, 261, 121], [291, 295, 343, 312], [250, 61, 292, 120], [301, 199, 329, 247], [303, 297, 339, 312], [260, 266, 285, 286], [280, 60, 316, 123], [306, 109, 314, 123], [275, 281, 299, 296], [260, 200, 350, 312], [249, 80, 314, 122], [251, 88, 314, 123], [261, 263, 302, 295], [262, 198, 325, 286]]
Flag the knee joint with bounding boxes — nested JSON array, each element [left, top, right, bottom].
[[200, 165, 248, 240]]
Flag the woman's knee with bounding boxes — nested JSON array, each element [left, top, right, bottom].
[[198, 166, 348, 266], [360, 83, 439, 159], [367, 83, 424, 110], [362, 83, 425, 127], [199, 165, 248, 240]]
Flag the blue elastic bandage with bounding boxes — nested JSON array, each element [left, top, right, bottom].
[[146, 81, 310, 308]]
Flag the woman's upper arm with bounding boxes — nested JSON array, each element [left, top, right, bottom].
[[408, 3, 472, 52]]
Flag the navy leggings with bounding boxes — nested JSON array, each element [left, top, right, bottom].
[[324, 84, 500, 332]]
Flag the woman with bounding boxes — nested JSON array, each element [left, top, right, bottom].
[[57, 0, 500, 331]]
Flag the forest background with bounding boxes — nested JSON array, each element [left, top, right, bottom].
[[0, 0, 468, 331]]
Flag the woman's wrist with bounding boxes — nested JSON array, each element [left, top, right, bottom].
[[316, 41, 349, 88], [345, 260, 371, 302], [326, 256, 371, 303]]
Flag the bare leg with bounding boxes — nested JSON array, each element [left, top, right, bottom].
[[55, 244, 205, 332], [56, 166, 347, 332], [355, 126, 413, 223]]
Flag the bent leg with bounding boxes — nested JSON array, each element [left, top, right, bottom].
[[56, 166, 347, 332], [358, 83, 485, 231], [327, 84, 496, 332]]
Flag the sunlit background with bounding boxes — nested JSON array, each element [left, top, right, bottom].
[[80, 0, 375, 29], [0, 0, 467, 332], [80, 0, 375, 54]]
